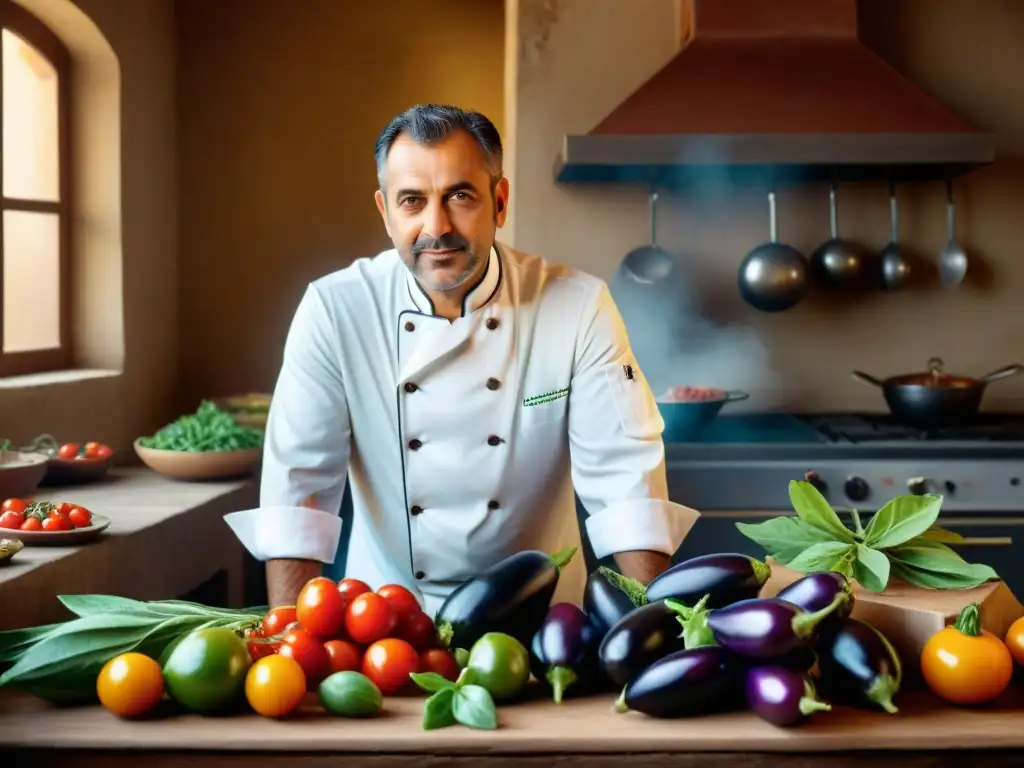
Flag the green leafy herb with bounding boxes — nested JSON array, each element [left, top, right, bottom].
[[411, 667, 499, 731], [422, 687, 458, 730], [452, 685, 498, 730], [409, 671, 455, 693], [737, 480, 999, 592], [137, 400, 264, 452]]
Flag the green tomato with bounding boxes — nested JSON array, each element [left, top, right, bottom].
[[162, 627, 252, 713], [464, 632, 530, 701]]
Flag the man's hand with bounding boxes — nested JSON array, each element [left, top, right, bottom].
[[612, 549, 671, 585], [267, 559, 322, 607]]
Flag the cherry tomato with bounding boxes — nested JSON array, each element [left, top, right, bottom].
[[345, 592, 397, 646], [245, 654, 307, 718], [1, 498, 26, 514], [279, 628, 331, 689], [337, 578, 372, 611], [19, 517, 41, 531], [68, 506, 92, 528], [377, 584, 421, 617], [262, 606, 298, 638], [95, 443, 114, 459], [1005, 616, 1024, 666], [244, 626, 276, 661], [0, 510, 23, 530], [82, 442, 106, 459], [921, 602, 1013, 705], [42, 515, 72, 531], [56, 443, 79, 459], [395, 611, 437, 652], [296, 577, 348, 640], [419, 648, 460, 682], [362, 638, 420, 695], [51, 502, 73, 516], [97, 652, 165, 718], [324, 639, 362, 674]]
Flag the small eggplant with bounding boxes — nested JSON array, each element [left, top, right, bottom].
[[583, 567, 644, 638], [598, 601, 687, 686], [817, 618, 902, 714], [529, 603, 600, 703], [776, 571, 854, 629], [745, 666, 831, 727], [702, 592, 849, 659], [616, 646, 744, 718], [645, 553, 772, 608], [435, 547, 577, 651]]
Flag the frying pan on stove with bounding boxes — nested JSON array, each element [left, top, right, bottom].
[[851, 357, 1023, 430]]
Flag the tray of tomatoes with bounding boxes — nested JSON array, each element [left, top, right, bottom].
[[43, 440, 115, 486], [242, 577, 460, 705], [0, 497, 109, 545]]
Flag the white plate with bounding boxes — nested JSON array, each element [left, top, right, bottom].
[[1, 514, 110, 546]]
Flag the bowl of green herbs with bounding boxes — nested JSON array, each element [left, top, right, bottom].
[[134, 400, 264, 481]]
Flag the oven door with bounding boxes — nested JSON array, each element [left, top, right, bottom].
[[672, 510, 1022, 599]]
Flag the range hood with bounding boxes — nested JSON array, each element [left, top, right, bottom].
[[554, 0, 994, 186]]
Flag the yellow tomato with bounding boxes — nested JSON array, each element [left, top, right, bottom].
[[921, 602, 1013, 705], [1004, 616, 1024, 666], [97, 652, 165, 718], [245, 654, 307, 718]]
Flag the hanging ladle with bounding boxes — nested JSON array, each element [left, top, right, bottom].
[[878, 182, 911, 290], [939, 178, 968, 288], [621, 190, 675, 284]]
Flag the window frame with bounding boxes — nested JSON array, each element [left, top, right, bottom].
[[0, 0, 72, 377]]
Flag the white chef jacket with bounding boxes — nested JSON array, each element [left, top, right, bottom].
[[225, 242, 699, 616]]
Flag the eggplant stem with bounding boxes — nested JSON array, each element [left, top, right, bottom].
[[791, 590, 848, 639], [954, 602, 982, 637], [546, 666, 577, 704], [436, 620, 454, 649], [597, 566, 648, 607], [613, 686, 630, 714], [751, 558, 772, 587], [798, 696, 832, 716], [868, 674, 900, 714], [548, 547, 579, 571]]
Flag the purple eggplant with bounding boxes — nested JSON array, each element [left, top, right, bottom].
[[776, 571, 854, 631], [529, 603, 600, 703], [615, 646, 744, 718], [817, 618, 902, 714], [745, 666, 831, 727], [598, 601, 687, 686], [702, 592, 850, 659], [645, 553, 772, 608], [583, 567, 644, 638]]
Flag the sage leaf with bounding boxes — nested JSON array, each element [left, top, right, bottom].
[[422, 687, 457, 730], [736, 517, 835, 563], [59, 595, 156, 617], [452, 684, 498, 730], [863, 494, 942, 550], [888, 539, 998, 590], [916, 527, 967, 545], [410, 671, 456, 693], [785, 541, 856, 577], [789, 480, 855, 542], [853, 544, 890, 593]]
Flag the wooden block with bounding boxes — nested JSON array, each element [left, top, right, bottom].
[[762, 559, 1024, 683]]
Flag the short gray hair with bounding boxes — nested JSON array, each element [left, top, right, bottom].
[[374, 104, 503, 193]]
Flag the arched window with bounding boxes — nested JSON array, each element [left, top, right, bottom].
[[0, 0, 70, 377]]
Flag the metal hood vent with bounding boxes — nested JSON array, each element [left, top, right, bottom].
[[555, 0, 994, 186]]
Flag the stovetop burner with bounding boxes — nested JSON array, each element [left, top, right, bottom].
[[805, 413, 1024, 443]]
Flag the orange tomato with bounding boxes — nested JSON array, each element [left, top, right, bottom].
[[1004, 616, 1024, 666], [921, 602, 1013, 705], [245, 654, 307, 718], [97, 652, 165, 718]]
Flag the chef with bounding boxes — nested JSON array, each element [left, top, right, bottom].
[[225, 104, 700, 614]]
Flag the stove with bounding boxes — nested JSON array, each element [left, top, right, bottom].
[[664, 412, 1024, 512]]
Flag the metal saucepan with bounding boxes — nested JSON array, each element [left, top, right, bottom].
[[738, 190, 808, 312], [656, 387, 750, 442], [852, 358, 1024, 430]]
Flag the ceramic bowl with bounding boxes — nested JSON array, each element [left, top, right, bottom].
[[133, 440, 262, 481], [0, 450, 49, 498], [42, 455, 114, 486]]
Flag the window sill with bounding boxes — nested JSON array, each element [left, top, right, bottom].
[[0, 368, 121, 390]]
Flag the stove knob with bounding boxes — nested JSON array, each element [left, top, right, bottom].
[[804, 470, 828, 495], [844, 476, 870, 503], [907, 477, 931, 496]]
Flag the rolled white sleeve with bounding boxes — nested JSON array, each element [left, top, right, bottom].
[[224, 284, 350, 564], [568, 283, 700, 560]]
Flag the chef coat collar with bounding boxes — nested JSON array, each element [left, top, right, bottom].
[[405, 244, 502, 318]]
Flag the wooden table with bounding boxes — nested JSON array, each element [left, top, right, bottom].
[[1, 686, 1023, 767]]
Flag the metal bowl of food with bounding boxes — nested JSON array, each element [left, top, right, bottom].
[[657, 386, 750, 442]]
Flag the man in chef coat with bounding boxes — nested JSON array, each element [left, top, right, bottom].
[[226, 104, 700, 614]]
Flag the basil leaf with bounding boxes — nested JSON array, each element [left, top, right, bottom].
[[915, 526, 967, 545], [853, 544, 890, 593], [410, 671, 456, 693], [422, 688, 457, 730], [889, 560, 995, 591], [736, 517, 835, 563], [452, 684, 498, 730], [789, 481, 855, 542], [863, 494, 942, 550], [887, 539, 998, 590], [784, 541, 855, 576], [0, 623, 65, 663]]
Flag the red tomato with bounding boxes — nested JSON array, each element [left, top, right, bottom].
[[244, 626, 275, 661], [395, 611, 438, 652], [56, 443, 79, 459], [377, 584, 421, 617], [95, 443, 114, 459], [362, 638, 420, 695], [337, 578, 372, 610], [0, 510, 23, 529], [419, 648, 460, 682], [82, 442, 109, 459], [262, 606, 297, 638], [296, 577, 347, 640], [42, 516, 72, 531], [68, 507, 92, 528], [19, 517, 42, 531], [1, 498, 26, 514], [279, 629, 331, 689], [345, 593, 397, 646], [324, 639, 362, 674]]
